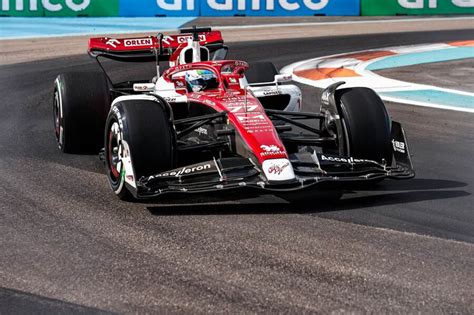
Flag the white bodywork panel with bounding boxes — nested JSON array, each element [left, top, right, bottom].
[[262, 158, 296, 182], [248, 84, 302, 112]]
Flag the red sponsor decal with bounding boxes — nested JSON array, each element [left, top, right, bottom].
[[106, 39, 120, 48], [124, 38, 153, 47]]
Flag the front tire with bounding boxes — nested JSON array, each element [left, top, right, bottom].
[[336, 87, 392, 164], [104, 98, 176, 200]]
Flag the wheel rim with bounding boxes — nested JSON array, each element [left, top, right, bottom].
[[108, 121, 123, 184]]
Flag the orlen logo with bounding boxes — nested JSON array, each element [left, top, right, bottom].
[[124, 38, 153, 47], [106, 39, 120, 48], [1, 0, 90, 12], [177, 35, 206, 43]]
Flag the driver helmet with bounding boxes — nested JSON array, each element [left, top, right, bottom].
[[185, 69, 218, 92]]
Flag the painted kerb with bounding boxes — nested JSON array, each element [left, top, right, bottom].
[[361, 0, 474, 15]]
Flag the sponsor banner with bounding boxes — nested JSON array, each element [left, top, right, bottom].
[[201, 0, 359, 16], [361, 0, 474, 15], [0, 0, 119, 17], [2, 0, 359, 17], [119, 0, 198, 16], [13, 0, 469, 17]]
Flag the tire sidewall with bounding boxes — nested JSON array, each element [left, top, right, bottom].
[[337, 88, 392, 164], [53, 72, 110, 154], [53, 76, 65, 151], [104, 104, 129, 198], [104, 98, 176, 199]]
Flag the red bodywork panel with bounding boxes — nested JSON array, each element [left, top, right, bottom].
[[191, 92, 288, 164], [163, 60, 288, 164]]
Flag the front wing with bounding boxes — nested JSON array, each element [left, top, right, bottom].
[[135, 154, 413, 198], [133, 121, 414, 198]]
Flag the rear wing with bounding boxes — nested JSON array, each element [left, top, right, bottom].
[[88, 29, 224, 62]]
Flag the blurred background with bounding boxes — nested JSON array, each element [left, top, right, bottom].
[[1, 0, 473, 17]]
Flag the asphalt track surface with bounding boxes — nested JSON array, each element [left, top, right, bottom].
[[1, 30, 473, 313], [378, 59, 474, 93]]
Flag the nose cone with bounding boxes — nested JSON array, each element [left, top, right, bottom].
[[262, 159, 296, 182]]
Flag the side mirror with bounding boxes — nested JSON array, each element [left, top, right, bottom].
[[245, 73, 293, 88], [212, 46, 229, 61], [274, 74, 292, 83]]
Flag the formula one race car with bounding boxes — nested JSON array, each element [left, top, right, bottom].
[[53, 27, 414, 200]]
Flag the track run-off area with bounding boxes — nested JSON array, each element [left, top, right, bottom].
[[0, 26, 473, 313], [282, 40, 474, 112]]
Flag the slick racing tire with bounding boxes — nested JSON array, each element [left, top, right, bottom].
[[105, 98, 176, 200], [245, 61, 278, 84], [53, 72, 110, 153], [336, 87, 392, 165]]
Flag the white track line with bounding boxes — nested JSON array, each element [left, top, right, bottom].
[[380, 96, 474, 113]]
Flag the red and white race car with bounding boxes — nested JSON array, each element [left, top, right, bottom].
[[53, 27, 414, 200]]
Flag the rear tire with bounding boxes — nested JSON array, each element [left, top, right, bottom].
[[53, 72, 110, 153], [104, 99, 176, 200], [245, 61, 278, 84], [336, 87, 392, 164]]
